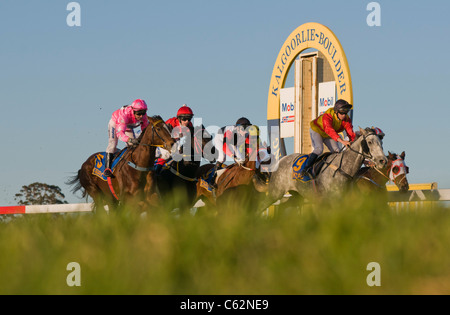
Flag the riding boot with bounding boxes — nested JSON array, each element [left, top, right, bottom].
[[104, 153, 114, 177], [301, 153, 318, 177]]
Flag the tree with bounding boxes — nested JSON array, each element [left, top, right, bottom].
[[14, 182, 68, 205]]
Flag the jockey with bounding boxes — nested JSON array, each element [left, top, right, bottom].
[[104, 99, 149, 177], [301, 99, 356, 176], [214, 117, 252, 168], [165, 104, 194, 131], [154, 104, 194, 174], [206, 118, 268, 188]]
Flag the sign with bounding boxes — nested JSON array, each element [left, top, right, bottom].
[[280, 87, 295, 138], [318, 81, 336, 116], [266, 23, 353, 160]]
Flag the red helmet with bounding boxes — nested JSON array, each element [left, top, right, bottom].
[[131, 99, 148, 111], [177, 104, 194, 117]]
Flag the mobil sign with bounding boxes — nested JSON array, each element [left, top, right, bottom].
[[318, 81, 336, 116], [280, 87, 295, 138]]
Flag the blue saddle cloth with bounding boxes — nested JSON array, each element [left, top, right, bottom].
[[92, 149, 128, 181], [292, 154, 312, 182]]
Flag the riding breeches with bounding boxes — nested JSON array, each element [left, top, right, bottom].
[[106, 119, 137, 154], [310, 128, 341, 155]]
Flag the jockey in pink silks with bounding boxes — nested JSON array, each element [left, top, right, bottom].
[[104, 99, 149, 177]]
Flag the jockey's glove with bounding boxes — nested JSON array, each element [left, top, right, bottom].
[[127, 138, 139, 146]]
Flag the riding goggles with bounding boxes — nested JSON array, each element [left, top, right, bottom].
[[134, 110, 147, 116], [178, 115, 192, 122]]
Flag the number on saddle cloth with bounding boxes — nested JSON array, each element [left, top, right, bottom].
[[292, 152, 331, 181], [292, 154, 312, 182], [92, 149, 128, 181]]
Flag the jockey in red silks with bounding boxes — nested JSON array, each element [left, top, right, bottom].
[[301, 99, 356, 177], [104, 99, 149, 177], [222, 120, 268, 167], [214, 117, 252, 169], [154, 104, 194, 174], [207, 117, 270, 187]]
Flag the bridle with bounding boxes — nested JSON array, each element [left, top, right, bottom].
[[322, 132, 379, 179], [127, 119, 173, 172], [139, 119, 171, 149], [345, 132, 378, 162], [361, 154, 409, 187]]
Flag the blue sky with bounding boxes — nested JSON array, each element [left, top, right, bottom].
[[1, 0, 449, 205]]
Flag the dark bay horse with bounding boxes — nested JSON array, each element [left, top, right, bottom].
[[153, 125, 215, 213], [355, 151, 409, 193], [67, 116, 175, 212], [256, 127, 387, 213]]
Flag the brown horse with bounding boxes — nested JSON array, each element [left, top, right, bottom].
[[195, 147, 273, 214], [355, 151, 409, 193], [67, 116, 175, 212]]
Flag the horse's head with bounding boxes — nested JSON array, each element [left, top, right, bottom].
[[141, 116, 176, 152], [357, 127, 387, 169], [388, 151, 409, 192]]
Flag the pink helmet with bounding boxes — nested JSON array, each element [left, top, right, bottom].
[[131, 99, 148, 111]]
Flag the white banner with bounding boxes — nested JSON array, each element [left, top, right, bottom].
[[318, 81, 336, 116], [280, 87, 295, 138]]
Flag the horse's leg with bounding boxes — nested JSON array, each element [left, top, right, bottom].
[[144, 172, 162, 213], [194, 183, 216, 215], [276, 191, 304, 217]]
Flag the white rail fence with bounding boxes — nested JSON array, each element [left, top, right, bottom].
[[1, 187, 449, 215]]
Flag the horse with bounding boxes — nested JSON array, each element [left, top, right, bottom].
[[195, 145, 273, 214], [355, 151, 409, 193], [67, 115, 176, 212], [153, 125, 215, 213], [256, 127, 388, 213]]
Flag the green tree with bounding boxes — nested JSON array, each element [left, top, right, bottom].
[[14, 182, 68, 205]]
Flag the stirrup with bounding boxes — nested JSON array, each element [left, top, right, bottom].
[[300, 168, 311, 178]]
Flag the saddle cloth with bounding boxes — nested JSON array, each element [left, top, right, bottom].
[[92, 149, 128, 181], [199, 166, 228, 192], [292, 154, 312, 182]]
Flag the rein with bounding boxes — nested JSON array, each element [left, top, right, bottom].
[[322, 132, 377, 179], [127, 119, 170, 171]]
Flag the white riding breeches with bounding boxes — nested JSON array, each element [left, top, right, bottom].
[[106, 119, 137, 154], [310, 128, 341, 156]]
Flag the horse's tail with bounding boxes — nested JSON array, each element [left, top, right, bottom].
[[65, 170, 87, 198]]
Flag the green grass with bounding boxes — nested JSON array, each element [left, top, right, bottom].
[[1, 196, 450, 295]]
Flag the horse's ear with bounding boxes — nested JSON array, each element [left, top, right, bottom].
[[359, 126, 365, 136], [400, 151, 406, 159], [388, 151, 395, 159]]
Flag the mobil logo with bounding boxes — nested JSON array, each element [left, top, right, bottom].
[[281, 102, 295, 112], [319, 97, 334, 108]]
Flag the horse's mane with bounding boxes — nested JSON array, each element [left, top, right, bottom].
[[355, 127, 376, 140], [137, 115, 165, 141]]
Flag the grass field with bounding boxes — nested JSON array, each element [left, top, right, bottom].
[[1, 196, 449, 295]]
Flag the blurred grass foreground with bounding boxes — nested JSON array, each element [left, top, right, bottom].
[[1, 195, 450, 295]]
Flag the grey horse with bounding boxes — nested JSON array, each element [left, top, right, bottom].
[[257, 127, 387, 212]]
